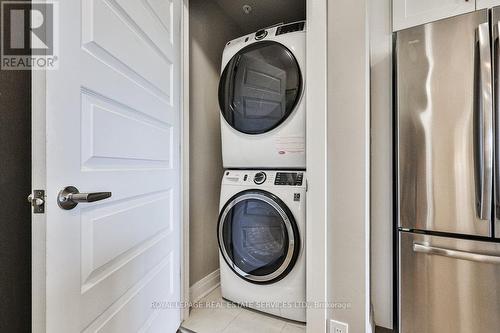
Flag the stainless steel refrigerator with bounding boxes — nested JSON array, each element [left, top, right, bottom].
[[395, 8, 500, 333]]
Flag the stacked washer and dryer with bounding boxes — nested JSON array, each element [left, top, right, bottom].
[[216, 21, 307, 322]]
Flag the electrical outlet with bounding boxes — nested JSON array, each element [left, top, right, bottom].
[[329, 319, 348, 333]]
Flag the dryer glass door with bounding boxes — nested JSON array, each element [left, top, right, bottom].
[[218, 41, 302, 135], [218, 190, 300, 284]]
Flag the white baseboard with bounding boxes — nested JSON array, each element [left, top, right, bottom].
[[189, 269, 220, 302]]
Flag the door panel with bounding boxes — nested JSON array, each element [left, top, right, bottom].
[[81, 93, 173, 169], [399, 232, 500, 333], [45, 0, 181, 332], [396, 11, 492, 237], [82, 0, 173, 98]]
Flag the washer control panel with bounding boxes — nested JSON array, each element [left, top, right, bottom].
[[274, 172, 303, 186], [223, 170, 305, 187]]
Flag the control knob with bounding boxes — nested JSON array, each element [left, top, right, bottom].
[[254, 172, 267, 185], [255, 29, 268, 40]]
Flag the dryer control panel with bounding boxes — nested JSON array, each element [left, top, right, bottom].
[[223, 20, 306, 54], [276, 22, 305, 36]]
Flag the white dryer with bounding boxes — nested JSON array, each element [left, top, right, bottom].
[[218, 170, 306, 322], [218, 22, 306, 169]]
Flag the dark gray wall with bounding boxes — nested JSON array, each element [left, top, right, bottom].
[[188, 0, 242, 286], [0, 0, 31, 327]]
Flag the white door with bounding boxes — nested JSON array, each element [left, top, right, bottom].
[[392, 0, 475, 31], [43, 0, 182, 331]]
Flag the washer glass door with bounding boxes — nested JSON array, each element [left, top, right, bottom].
[[218, 41, 302, 135], [218, 190, 300, 284]]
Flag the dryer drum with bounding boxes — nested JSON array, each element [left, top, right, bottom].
[[217, 189, 301, 284], [218, 41, 303, 135]]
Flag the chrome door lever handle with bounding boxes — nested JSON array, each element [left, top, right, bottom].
[[57, 186, 111, 210]]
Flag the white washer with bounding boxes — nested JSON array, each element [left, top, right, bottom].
[[218, 170, 306, 322], [218, 21, 306, 169]]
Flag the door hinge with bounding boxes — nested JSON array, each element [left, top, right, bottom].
[[28, 190, 45, 214]]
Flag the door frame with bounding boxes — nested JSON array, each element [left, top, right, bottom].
[[31, 0, 191, 331], [31, 49, 47, 333], [305, 0, 328, 332], [181, 0, 190, 323]]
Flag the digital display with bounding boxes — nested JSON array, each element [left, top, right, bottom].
[[274, 172, 303, 186], [276, 22, 305, 36]]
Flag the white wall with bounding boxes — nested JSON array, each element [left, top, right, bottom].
[[369, 0, 393, 329], [189, 0, 241, 286], [327, 1, 371, 333]]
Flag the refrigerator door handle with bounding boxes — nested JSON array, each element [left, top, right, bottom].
[[475, 22, 494, 221], [494, 21, 500, 221], [413, 243, 500, 264]]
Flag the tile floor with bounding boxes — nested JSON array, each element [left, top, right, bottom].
[[181, 287, 306, 333]]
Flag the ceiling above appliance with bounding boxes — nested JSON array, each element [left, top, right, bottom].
[[215, 0, 306, 34]]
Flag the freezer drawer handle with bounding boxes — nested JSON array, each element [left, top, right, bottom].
[[413, 243, 500, 264]]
